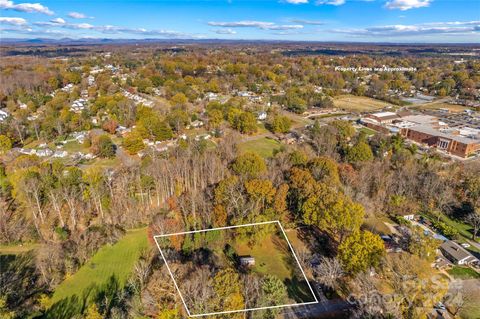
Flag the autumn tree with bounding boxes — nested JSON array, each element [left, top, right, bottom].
[[302, 183, 364, 241], [232, 152, 266, 178], [346, 141, 373, 164], [259, 275, 288, 319], [123, 131, 145, 155], [0, 135, 12, 154], [407, 227, 440, 262], [91, 135, 116, 158], [234, 112, 257, 134], [269, 115, 291, 134], [338, 230, 385, 274], [212, 268, 244, 317]]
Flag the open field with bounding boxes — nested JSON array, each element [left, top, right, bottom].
[[333, 95, 389, 112], [0, 243, 39, 255], [363, 216, 394, 235], [51, 228, 148, 304], [436, 214, 479, 244], [415, 102, 472, 112], [239, 137, 282, 158], [358, 127, 377, 136], [447, 266, 480, 280]]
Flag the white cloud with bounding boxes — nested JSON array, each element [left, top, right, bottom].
[[284, 0, 309, 4], [208, 20, 303, 30], [208, 20, 275, 28], [0, 16, 27, 25], [331, 21, 480, 37], [266, 24, 303, 30], [290, 19, 325, 25], [68, 12, 87, 19], [0, 0, 53, 15], [31, 19, 200, 38], [385, 0, 432, 11], [316, 0, 346, 5], [214, 28, 237, 34], [50, 17, 65, 24], [74, 23, 94, 29]]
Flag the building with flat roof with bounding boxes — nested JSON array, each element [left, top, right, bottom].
[[361, 110, 480, 158], [400, 125, 480, 158], [366, 112, 400, 124]]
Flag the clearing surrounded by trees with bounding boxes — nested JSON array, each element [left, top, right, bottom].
[[153, 221, 317, 317]]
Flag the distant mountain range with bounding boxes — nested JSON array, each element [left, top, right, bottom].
[[1, 37, 479, 46]]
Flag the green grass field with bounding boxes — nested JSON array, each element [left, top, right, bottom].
[[358, 127, 377, 136], [238, 137, 281, 158], [436, 214, 478, 244], [234, 234, 291, 280], [51, 228, 149, 304], [447, 266, 480, 280], [415, 102, 471, 113], [232, 230, 314, 303], [333, 94, 389, 112]]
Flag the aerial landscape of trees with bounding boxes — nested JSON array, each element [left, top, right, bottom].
[[0, 42, 479, 319]]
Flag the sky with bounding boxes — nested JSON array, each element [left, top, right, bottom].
[[0, 0, 479, 43]]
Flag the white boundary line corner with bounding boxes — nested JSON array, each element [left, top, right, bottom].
[[152, 220, 319, 317]]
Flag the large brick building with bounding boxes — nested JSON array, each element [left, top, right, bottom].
[[361, 112, 480, 158], [400, 125, 480, 158]]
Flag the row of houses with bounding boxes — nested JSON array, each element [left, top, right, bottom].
[[121, 89, 154, 107]]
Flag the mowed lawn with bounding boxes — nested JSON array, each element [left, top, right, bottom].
[[234, 234, 292, 280], [447, 266, 480, 280], [233, 231, 315, 303], [52, 228, 149, 303], [416, 102, 471, 113], [238, 137, 281, 158], [333, 94, 389, 112]]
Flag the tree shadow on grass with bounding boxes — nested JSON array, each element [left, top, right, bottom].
[[284, 276, 316, 303], [44, 275, 122, 319]]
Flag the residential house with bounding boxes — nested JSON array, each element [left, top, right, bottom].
[[440, 241, 478, 265]]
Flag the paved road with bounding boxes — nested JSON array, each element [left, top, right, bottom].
[[280, 299, 351, 319], [279, 282, 352, 319]]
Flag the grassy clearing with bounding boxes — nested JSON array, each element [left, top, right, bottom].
[[233, 231, 315, 303], [234, 234, 291, 280], [309, 113, 349, 119], [358, 127, 377, 136], [51, 228, 149, 304], [0, 243, 39, 255], [363, 216, 393, 235], [436, 214, 478, 243], [333, 95, 389, 112], [238, 137, 281, 158], [447, 266, 480, 280], [62, 141, 88, 153], [416, 102, 471, 113]]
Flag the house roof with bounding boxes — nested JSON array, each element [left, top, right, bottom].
[[440, 241, 475, 262]]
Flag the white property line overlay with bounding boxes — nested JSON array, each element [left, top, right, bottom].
[[153, 220, 319, 317]]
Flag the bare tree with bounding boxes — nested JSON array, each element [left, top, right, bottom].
[[466, 210, 480, 240], [314, 257, 344, 290]]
